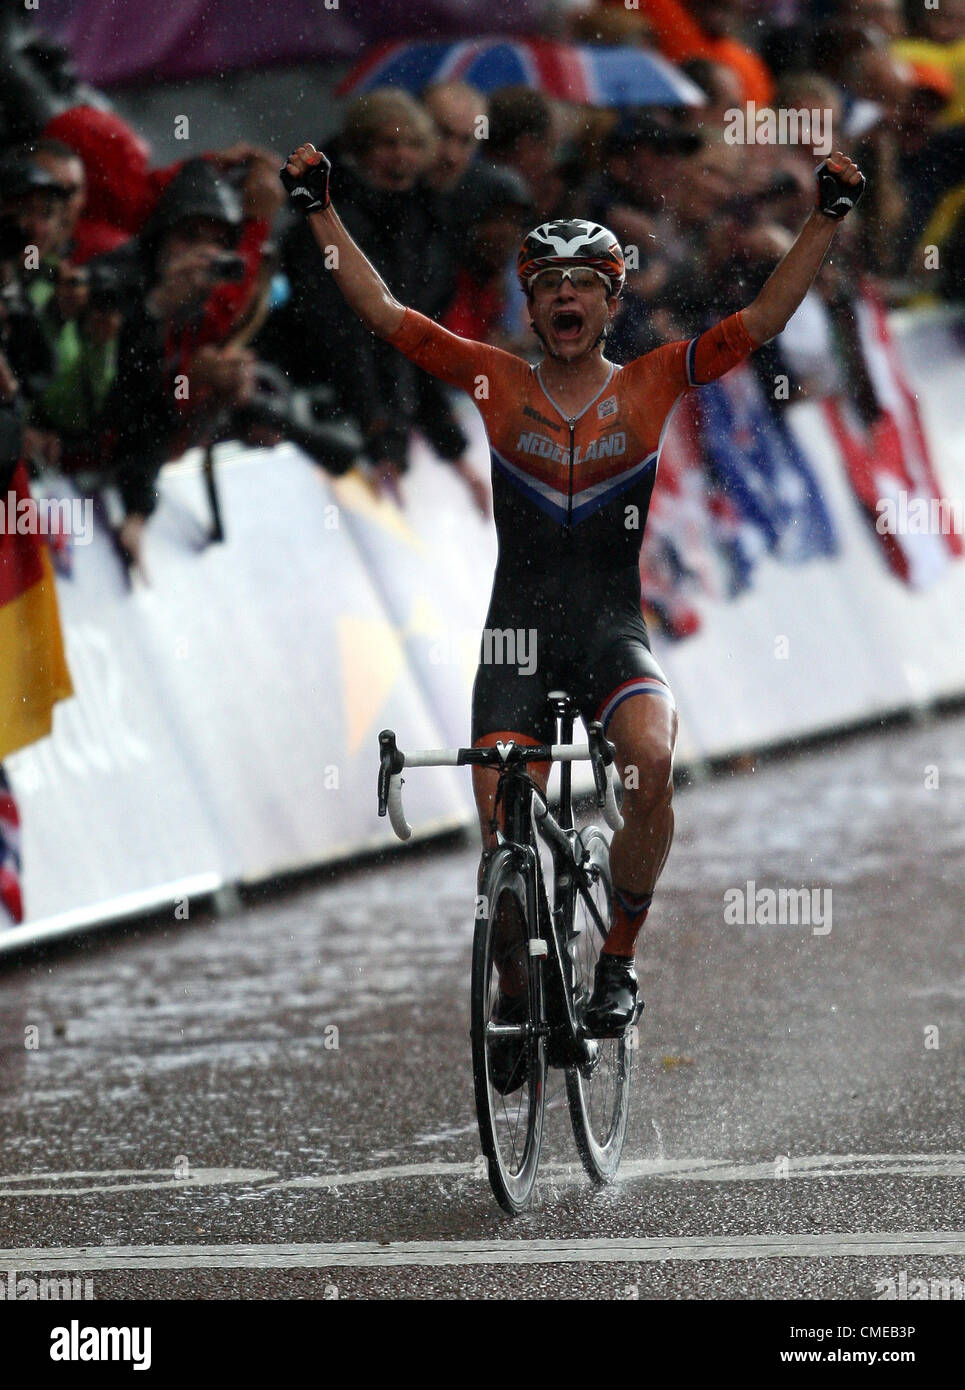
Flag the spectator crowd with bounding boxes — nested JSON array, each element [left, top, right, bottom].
[[3, 0, 965, 924], [2, 0, 965, 571]]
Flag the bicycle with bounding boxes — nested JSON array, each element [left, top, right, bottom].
[[377, 690, 638, 1215]]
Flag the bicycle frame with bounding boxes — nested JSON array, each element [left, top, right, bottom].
[[377, 703, 630, 1210], [487, 704, 611, 1068], [378, 711, 621, 1064]]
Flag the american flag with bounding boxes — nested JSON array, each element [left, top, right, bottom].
[[0, 765, 23, 925]]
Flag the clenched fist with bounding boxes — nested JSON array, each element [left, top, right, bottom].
[[815, 152, 866, 220], [280, 144, 331, 214]]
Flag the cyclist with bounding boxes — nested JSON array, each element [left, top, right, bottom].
[[281, 142, 864, 1048]]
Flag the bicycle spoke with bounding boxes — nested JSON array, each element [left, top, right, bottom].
[[488, 965, 529, 1172], [472, 856, 546, 1212], [565, 828, 633, 1183]]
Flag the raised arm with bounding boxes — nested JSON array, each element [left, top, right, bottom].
[[740, 152, 866, 346], [280, 144, 406, 339]]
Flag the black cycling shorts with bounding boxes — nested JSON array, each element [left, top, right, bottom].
[[471, 627, 675, 745]]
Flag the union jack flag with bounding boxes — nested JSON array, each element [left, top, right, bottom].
[[337, 38, 704, 108], [0, 765, 23, 925]]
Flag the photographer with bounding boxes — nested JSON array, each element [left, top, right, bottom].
[[94, 156, 280, 567], [0, 211, 72, 891], [265, 90, 488, 512], [29, 258, 123, 474], [0, 153, 72, 308], [0, 212, 54, 487]]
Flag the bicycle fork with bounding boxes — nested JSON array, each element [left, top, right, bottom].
[[523, 840, 599, 1072]]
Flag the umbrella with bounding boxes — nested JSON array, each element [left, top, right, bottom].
[[337, 38, 706, 109]]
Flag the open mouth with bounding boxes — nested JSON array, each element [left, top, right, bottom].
[[551, 309, 585, 341]]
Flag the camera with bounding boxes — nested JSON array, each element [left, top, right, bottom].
[[208, 252, 246, 283], [85, 261, 128, 313], [0, 214, 27, 265]]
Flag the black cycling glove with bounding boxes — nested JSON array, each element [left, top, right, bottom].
[[279, 148, 331, 214], [815, 159, 866, 220]]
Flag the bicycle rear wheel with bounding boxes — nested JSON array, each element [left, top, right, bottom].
[[471, 848, 546, 1215], [565, 828, 633, 1184]]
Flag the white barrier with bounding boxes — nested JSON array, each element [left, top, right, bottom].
[[656, 310, 965, 755], [5, 446, 472, 940], [3, 308, 963, 940]]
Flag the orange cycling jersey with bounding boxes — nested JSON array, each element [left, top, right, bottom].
[[386, 307, 758, 741], [389, 306, 756, 557]]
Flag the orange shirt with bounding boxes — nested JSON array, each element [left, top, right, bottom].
[[602, 0, 775, 107]]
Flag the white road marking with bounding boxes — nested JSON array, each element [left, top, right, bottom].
[[620, 1154, 965, 1182], [263, 1152, 965, 1192], [0, 1168, 275, 1198], [270, 1160, 478, 1191], [0, 1232, 963, 1271], [0, 1155, 962, 1200]]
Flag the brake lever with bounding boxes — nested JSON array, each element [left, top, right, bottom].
[[586, 720, 624, 832], [377, 729, 411, 840]]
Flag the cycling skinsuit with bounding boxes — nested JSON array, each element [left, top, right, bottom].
[[387, 308, 759, 744]]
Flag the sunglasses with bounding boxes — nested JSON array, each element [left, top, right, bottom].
[[531, 266, 610, 293]]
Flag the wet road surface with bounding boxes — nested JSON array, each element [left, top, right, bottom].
[[1, 714, 963, 1299]]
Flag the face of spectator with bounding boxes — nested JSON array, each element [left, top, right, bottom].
[[34, 152, 87, 244], [157, 217, 234, 274], [84, 305, 124, 345], [669, 149, 734, 227], [777, 86, 845, 159], [53, 261, 89, 320], [765, 157, 815, 226], [423, 90, 481, 191], [526, 268, 616, 364], [610, 144, 677, 206], [850, 0, 906, 39], [0, 257, 17, 303], [6, 189, 64, 259], [359, 123, 429, 192], [504, 128, 557, 202], [691, 65, 743, 130], [922, 0, 965, 42], [471, 209, 526, 276], [898, 84, 951, 148], [692, 0, 742, 40], [856, 48, 912, 112]]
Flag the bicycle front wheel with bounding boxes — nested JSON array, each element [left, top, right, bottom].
[[565, 828, 633, 1184], [471, 848, 546, 1215]]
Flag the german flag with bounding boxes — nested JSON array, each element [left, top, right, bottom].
[[0, 462, 73, 761]]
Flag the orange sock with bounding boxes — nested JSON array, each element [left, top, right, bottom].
[[602, 887, 652, 958]]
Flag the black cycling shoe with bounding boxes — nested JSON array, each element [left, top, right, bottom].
[[488, 990, 529, 1096], [584, 952, 643, 1038]]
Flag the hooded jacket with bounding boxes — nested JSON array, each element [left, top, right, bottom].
[[96, 159, 270, 516], [42, 106, 184, 263]]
